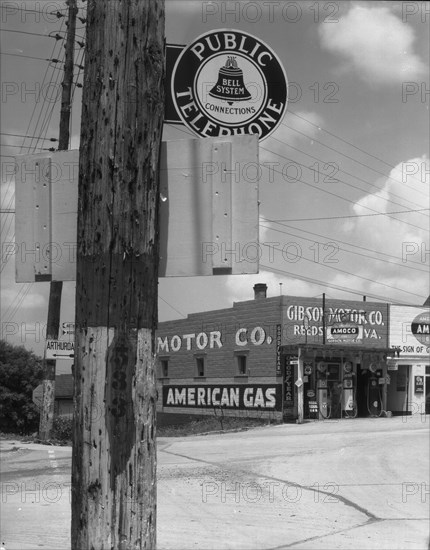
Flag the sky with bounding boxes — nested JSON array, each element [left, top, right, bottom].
[[1, 0, 429, 362]]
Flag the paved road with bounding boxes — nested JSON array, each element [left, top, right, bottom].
[[1, 415, 429, 549]]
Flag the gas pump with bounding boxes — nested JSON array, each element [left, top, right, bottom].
[[316, 361, 330, 419], [342, 361, 357, 418], [304, 362, 318, 419], [367, 362, 383, 417]]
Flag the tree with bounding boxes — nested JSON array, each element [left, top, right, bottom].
[[0, 340, 44, 434]]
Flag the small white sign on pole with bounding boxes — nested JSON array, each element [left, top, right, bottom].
[[62, 322, 75, 336], [45, 339, 75, 360]]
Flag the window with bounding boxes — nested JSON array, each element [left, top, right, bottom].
[[160, 359, 169, 378], [237, 355, 247, 375], [234, 349, 249, 376], [196, 357, 205, 377]]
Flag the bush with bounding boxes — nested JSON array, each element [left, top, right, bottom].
[[0, 340, 44, 434], [52, 416, 73, 441]]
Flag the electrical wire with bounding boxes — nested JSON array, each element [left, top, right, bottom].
[[0, 5, 87, 15], [1, 143, 47, 149], [261, 218, 429, 270], [158, 295, 187, 318], [281, 119, 428, 195], [267, 134, 429, 214], [0, 43, 63, 238], [259, 145, 428, 232], [269, 208, 429, 222], [260, 263, 423, 305], [0, 52, 53, 62], [0, 28, 59, 38], [1, 18, 68, 322], [260, 223, 429, 274], [289, 110, 428, 186], [0, 133, 57, 141], [259, 242, 426, 300]]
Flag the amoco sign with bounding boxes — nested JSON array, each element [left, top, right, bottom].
[[171, 29, 287, 140]]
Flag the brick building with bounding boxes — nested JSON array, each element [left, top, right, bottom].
[[156, 284, 403, 422]]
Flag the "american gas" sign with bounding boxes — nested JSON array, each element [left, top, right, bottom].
[[163, 384, 282, 410]]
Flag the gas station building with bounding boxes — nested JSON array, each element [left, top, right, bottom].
[[156, 284, 429, 422]]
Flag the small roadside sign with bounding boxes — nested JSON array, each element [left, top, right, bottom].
[[46, 339, 75, 359], [32, 384, 43, 408], [62, 322, 75, 335], [304, 363, 312, 375]]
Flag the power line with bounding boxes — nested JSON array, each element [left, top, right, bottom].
[[259, 147, 427, 232], [1, 19, 66, 247], [270, 208, 430, 222], [281, 120, 428, 195], [0, 52, 53, 62], [0, 28, 57, 38], [264, 137, 428, 218], [260, 264, 417, 305], [289, 110, 425, 176], [268, 134, 428, 214], [158, 295, 186, 318], [1, 132, 57, 141], [1, 4, 87, 15], [1, 52, 78, 73], [259, 242, 426, 300], [1, 143, 47, 149], [260, 223, 428, 274], [262, 218, 428, 270], [24, 39, 65, 153]]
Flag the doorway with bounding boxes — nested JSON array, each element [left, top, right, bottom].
[[356, 366, 369, 417]]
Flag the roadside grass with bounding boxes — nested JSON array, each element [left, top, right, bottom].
[[157, 415, 276, 437], [1, 415, 278, 444]]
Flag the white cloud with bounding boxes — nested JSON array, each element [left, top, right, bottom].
[[319, 4, 427, 84], [352, 156, 429, 228], [343, 156, 429, 303]]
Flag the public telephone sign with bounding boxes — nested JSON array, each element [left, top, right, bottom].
[[171, 29, 287, 141]]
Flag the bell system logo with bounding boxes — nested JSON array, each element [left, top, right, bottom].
[[171, 29, 288, 141]]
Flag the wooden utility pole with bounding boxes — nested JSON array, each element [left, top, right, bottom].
[[39, 0, 77, 440], [71, 1, 165, 548]]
